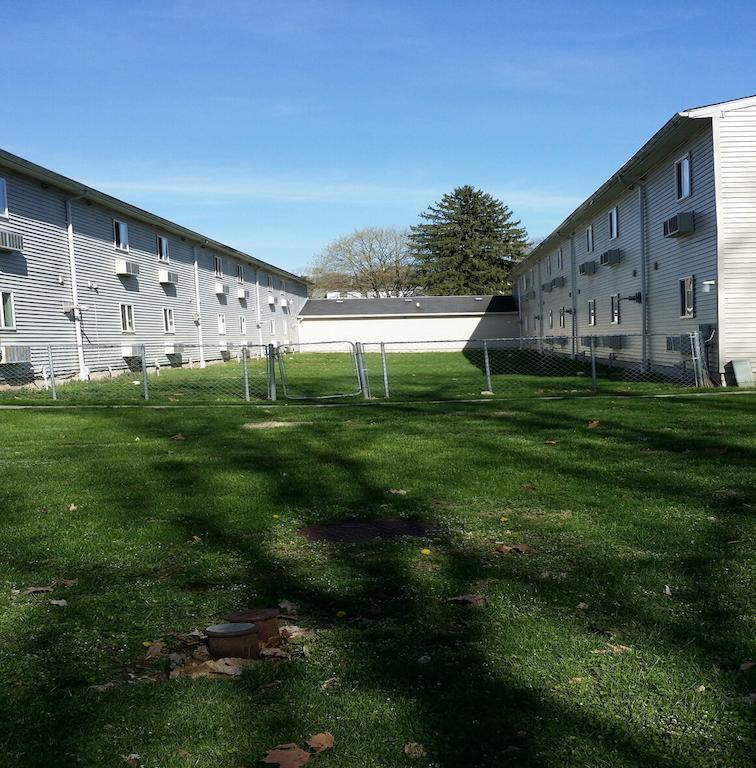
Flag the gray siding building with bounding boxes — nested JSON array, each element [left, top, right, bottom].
[[0, 149, 307, 381], [513, 95, 756, 381]]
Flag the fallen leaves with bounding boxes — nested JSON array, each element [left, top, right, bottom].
[[544, 439, 560, 445], [419, 548, 431, 556], [48, 599, 68, 607], [170, 433, 187, 441], [90, 682, 117, 692], [24, 585, 55, 594], [389, 488, 408, 495], [320, 676, 340, 690], [576, 602, 589, 613], [307, 733, 335, 753], [262, 733, 334, 767], [280, 625, 316, 642], [67, 503, 79, 512], [447, 594, 486, 606], [403, 743, 427, 759], [663, 585, 674, 597], [123, 755, 140, 768], [494, 543, 533, 556], [170, 657, 256, 679], [62, 578, 79, 588], [144, 640, 166, 659], [592, 643, 632, 655], [587, 420, 601, 429]]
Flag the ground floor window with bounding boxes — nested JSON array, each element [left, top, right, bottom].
[[120, 303, 135, 333], [163, 307, 175, 334], [559, 307, 566, 328], [588, 299, 596, 326], [240, 315, 246, 336], [611, 293, 620, 324], [0, 291, 15, 329], [548, 309, 553, 329], [217, 313, 226, 335], [680, 276, 695, 318]]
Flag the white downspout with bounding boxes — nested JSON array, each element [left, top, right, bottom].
[[192, 245, 206, 368], [65, 196, 87, 380], [255, 267, 263, 349]]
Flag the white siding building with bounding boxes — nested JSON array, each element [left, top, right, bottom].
[[0, 149, 307, 381], [513, 94, 756, 382]]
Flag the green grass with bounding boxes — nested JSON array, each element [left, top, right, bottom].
[[0, 349, 698, 405], [1, 394, 755, 766]]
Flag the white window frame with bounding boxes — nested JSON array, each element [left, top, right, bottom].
[[548, 309, 553, 329], [0, 178, 8, 219], [163, 307, 175, 334], [608, 206, 619, 240], [267, 273, 273, 288], [240, 315, 247, 336], [586, 225, 594, 253], [680, 276, 695, 318], [556, 247, 563, 270], [114, 220, 129, 252], [559, 306, 566, 329], [213, 256, 223, 278], [269, 319, 276, 335], [0, 290, 16, 329], [675, 154, 691, 200], [217, 313, 227, 335], [236, 264, 244, 284], [157, 235, 170, 263], [610, 293, 620, 324], [546, 254, 552, 276], [588, 299, 596, 326], [120, 303, 135, 333]]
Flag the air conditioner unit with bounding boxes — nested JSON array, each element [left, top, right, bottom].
[[237, 287, 250, 300], [541, 282, 553, 293], [215, 282, 229, 295], [663, 212, 695, 238], [164, 343, 185, 355], [115, 258, 140, 276], [605, 335, 623, 349], [599, 249, 621, 266], [280, 297, 288, 307], [551, 276, 566, 288], [0, 345, 31, 364], [158, 269, 179, 285], [0, 230, 23, 252], [267, 294, 276, 305], [61, 301, 75, 314], [579, 260, 596, 276], [121, 344, 142, 357]]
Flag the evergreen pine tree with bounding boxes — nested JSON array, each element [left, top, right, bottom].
[[409, 185, 528, 295]]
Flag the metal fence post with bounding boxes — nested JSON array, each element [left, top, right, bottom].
[[483, 339, 493, 393], [141, 345, 150, 400], [267, 343, 277, 401], [355, 342, 370, 399], [242, 346, 251, 402], [380, 342, 390, 398], [47, 345, 57, 401], [590, 336, 598, 393]]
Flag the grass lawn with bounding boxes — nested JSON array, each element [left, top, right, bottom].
[[1, 394, 755, 767]]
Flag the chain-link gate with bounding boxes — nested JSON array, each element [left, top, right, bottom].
[[275, 341, 363, 400]]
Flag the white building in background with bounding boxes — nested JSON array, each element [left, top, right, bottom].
[[0, 148, 307, 380], [514, 94, 756, 382]]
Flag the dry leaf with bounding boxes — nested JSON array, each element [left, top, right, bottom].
[[145, 641, 165, 659], [321, 676, 340, 690], [592, 643, 632, 655], [544, 439, 560, 445], [403, 743, 426, 759], [260, 647, 291, 660], [190, 535, 202, 543], [171, 657, 255, 679], [587, 420, 600, 429], [168, 652, 186, 667], [494, 543, 533, 556], [307, 732, 334, 753], [260, 679, 282, 690], [262, 744, 311, 767], [663, 585, 673, 597], [68, 503, 78, 512], [389, 488, 407, 495], [123, 755, 140, 768], [177, 749, 192, 759], [191, 645, 210, 662], [280, 625, 316, 642], [49, 599, 68, 607], [25, 585, 55, 594], [91, 682, 117, 692], [447, 594, 486, 606], [739, 661, 755, 673], [695, 685, 706, 693], [62, 578, 79, 588], [569, 676, 587, 684], [171, 433, 187, 441], [576, 602, 589, 612]]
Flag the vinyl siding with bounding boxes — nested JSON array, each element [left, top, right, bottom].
[[714, 104, 756, 372]]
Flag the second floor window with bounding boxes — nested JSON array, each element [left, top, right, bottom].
[[214, 256, 223, 278], [546, 254, 552, 276], [586, 225, 594, 253], [236, 264, 244, 284], [114, 220, 129, 251], [556, 247, 563, 270], [157, 236, 170, 262], [609, 206, 619, 239], [0, 177, 8, 218], [120, 303, 135, 333], [676, 155, 691, 199]]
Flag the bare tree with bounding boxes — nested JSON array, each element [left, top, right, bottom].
[[309, 227, 418, 297]]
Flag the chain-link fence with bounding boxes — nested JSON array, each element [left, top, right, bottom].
[[0, 332, 721, 405]]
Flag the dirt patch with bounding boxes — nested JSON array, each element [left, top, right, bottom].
[[242, 421, 308, 430], [298, 518, 438, 544]]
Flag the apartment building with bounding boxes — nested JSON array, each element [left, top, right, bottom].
[[514, 94, 756, 381], [0, 149, 307, 381]]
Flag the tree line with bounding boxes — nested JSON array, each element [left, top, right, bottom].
[[307, 185, 529, 297]]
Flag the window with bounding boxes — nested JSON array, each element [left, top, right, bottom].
[[559, 307, 566, 329], [676, 154, 691, 200], [157, 235, 170, 262], [588, 299, 596, 326], [217, 313, 226, 335], [214, 256, 223, 278], [611, 293, 620, 324], [278, 278, 284, 291], [556, 247, 563, 270], [269, 319, 276, 335], [236, 264, 244, 284], [608, 206, 619, 240], [240, 316, 247, 336], [546, 254, 552, 276], [120, 303, 135, 333], [548, 309, 553, 329], [586, 225, 594, 253], [114, 220, 129, 251], [0, 178, 8, 218], [163, 307, 175, 334], [0, 291, 15, 329], [680, 276, 695, 318], [267, 273, 273, 288], [525, 314, 530, 332]]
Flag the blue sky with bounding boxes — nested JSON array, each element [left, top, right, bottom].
[[3, 1, 755, 273]]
